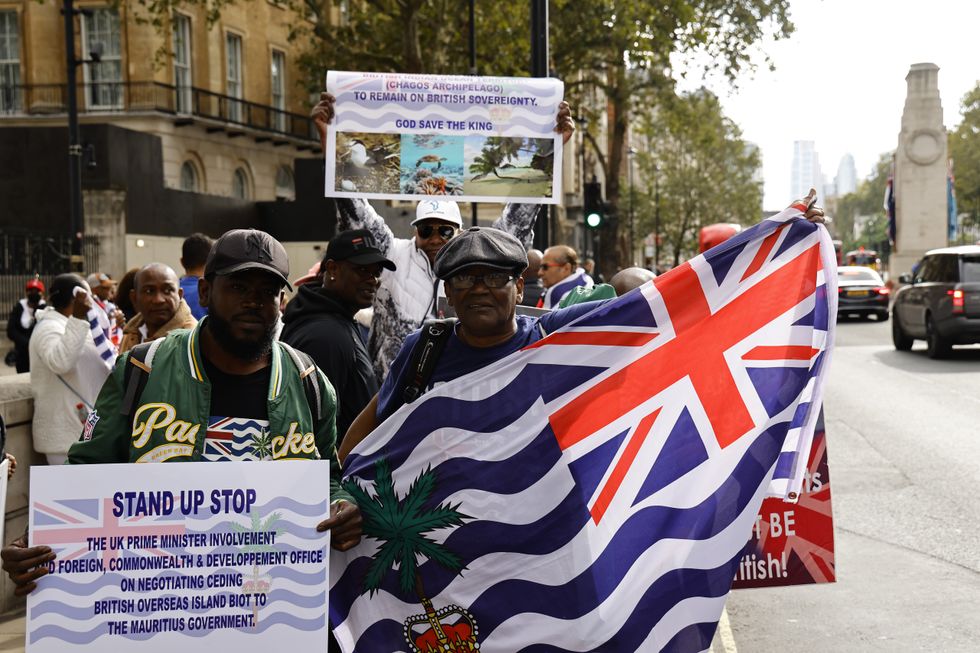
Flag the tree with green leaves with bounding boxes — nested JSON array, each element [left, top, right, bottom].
[[948, 83, 980, 233], [341, 458, 468, 600], [632, 88, 762, 266], [833, 154, 892, 253], [551, 0, 793, 272]]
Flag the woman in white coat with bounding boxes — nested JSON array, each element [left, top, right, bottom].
[[28, 274, 111, 465]]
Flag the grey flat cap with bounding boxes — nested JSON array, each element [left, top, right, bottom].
[[433, 227, 528, 280]]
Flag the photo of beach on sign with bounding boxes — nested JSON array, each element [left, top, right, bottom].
[[335, 132, 401, 193], [399, 134, 465, 196], [463, 136, 554, 198]]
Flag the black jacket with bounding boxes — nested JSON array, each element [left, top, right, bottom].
[[7, 299, 44, 373], [280, 284, 378, 440]]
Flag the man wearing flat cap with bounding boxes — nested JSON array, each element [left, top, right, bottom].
[[2, 229, 364, 598], [339, 227, 606, 456]]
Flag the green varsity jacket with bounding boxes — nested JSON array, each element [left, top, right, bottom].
[[67, 319, 352, 504]]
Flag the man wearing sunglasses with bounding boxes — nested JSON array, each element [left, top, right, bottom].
[[538, 245, 594, 309], [313, 94, 576, 382], [339, 227, 606, 454]]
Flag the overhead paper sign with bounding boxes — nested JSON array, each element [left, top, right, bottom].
[[27, 461, 331, 652], [325, 70, 564, 204]]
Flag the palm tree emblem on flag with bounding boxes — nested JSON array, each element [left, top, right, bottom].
[[342, 459, 479, 652]]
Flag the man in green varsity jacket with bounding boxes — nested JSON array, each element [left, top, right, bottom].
[[1, 229, 362, 596]]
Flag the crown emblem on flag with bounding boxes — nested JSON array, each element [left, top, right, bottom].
[[403, 597, 479, 652]]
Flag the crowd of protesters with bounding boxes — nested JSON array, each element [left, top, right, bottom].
[[0, 82, 827, 653]]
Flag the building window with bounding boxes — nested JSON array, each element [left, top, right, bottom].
[[82, 8, 123, 109], [0, 11, 21, 114], [173, 14, 192, 113], [180, 161, 199, 192], [225, 33, 243, 122], [270, 49, 285, 132], [275, 165, 294, 200], [232, 167, 250, 200]]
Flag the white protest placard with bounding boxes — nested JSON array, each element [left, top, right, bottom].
[[27, 461, 330, 652], [325, 70, 564, 204]]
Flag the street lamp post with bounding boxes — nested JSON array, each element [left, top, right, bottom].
[[530, 0, 550, 249], [64, 0, 85, 272], [654, 163, 661, 272], [469, 0, 478, 227], [627, 147, 636, 266], [575, 115, 588, 255]]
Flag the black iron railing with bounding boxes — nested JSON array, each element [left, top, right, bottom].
[[0, 81, 317, 142], [0, 231, 101, 310]]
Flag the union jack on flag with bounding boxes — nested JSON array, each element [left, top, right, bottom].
[[331, 205, 837, 652]]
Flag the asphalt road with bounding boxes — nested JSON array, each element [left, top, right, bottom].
[[724, 315, 980, 652]]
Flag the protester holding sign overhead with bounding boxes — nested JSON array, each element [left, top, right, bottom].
[[311, 90, 575, 380]]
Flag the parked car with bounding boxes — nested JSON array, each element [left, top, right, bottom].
[[891, 245, 980, 358], [837, 266, 889, 321]]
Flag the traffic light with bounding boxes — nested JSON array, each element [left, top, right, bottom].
[[584, 180, 604, 229]]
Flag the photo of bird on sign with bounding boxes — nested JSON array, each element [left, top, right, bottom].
[[335, 132, 401, 193]]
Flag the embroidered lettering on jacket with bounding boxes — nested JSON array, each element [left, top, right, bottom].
[[131, 403, 201, 449], [269, 422, 318, 459]]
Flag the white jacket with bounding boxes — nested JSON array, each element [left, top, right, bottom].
[[337, 199, 539, 381], [28, 308, 111, 455]]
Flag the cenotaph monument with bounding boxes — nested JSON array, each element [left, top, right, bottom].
[[890, 63, 948, 278]]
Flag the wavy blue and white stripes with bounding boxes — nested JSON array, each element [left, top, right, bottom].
[[330, 207, 834, 652]]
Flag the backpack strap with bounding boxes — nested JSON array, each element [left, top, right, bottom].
[[402, 318, 457, 404], [120, 338, 164, 426], [278, 342, 322, 435]]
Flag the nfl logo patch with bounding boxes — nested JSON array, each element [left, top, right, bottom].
[[82, 411, 100, 441]]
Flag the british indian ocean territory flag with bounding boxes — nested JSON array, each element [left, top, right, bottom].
[[331, 205, 837, 652]]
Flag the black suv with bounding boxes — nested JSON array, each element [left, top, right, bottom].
[[891, 246, 980, 358]]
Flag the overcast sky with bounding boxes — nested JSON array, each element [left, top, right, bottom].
[[676, 0, 980, 210]]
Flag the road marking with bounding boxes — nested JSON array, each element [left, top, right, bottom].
[[717, 607, 738, 653]]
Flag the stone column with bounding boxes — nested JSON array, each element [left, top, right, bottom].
[[83, 189, 128, 278], [890, 63, 948, 278]]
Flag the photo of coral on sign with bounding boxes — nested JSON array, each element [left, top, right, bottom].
[[399, 134, 464, 196]]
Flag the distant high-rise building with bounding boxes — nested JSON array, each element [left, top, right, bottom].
[[835, 154, 858, 196], [790, 140, 823, 201]]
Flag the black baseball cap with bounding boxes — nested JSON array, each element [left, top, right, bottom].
[[326, 230, 396, 271], [204, 229, 292, 290], [433, 227, 527, 281]]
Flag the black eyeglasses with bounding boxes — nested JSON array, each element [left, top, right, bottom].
[[448, 272, 514, 290], [417, 225, 456, 240]]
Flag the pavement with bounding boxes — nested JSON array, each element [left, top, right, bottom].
[[0, 610, 23, 652]]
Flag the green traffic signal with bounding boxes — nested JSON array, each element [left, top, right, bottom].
[[586, 211, 602, 228]]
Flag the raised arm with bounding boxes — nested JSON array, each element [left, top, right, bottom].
[[491, 203, 540, 249], [335, 198, 395, 255], [31, 316, 88, 376], [491, 102, 574, 248]]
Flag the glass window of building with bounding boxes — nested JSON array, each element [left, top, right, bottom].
[[232, 168, 250, 200], [173, 14, 192, 113], [82, 8, 123, 109], [275, 165, 294, 200], [270, 50, 285, 132], [226, 33, 243, 122], [180, 161, 199, 192], [0, 11, 21, 114]]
